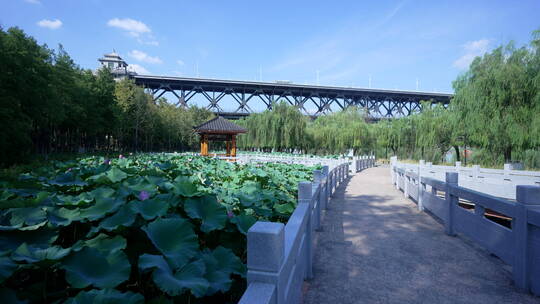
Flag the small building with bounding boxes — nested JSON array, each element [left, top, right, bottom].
[[98, 51, 133, 79], [194, 116, 247, 157]]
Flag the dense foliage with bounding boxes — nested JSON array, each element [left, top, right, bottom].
[[0, 27, 213, 166], [237, 104, 374, 155], [0, 154, 316, 303]]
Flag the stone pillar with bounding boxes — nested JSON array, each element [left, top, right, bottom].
[[445, 172, 458, 236], [298, 181, 313, 279], [247, 222, 285, 303], [514, 185, 540, 294]]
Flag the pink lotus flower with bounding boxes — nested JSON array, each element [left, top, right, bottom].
[[227, 210, 234, 218], [139, 191, 150, 201], [119, 154, 124, 159]]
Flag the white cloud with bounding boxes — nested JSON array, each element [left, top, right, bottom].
[[107, 18, 151, 37], [177, 60, 185, 66], [128, 50, 163, 64], [25, 0, 41, 4], [171, 70, 183, 76], [127, 64, 149, 74], [453, 39, 490, 69], [37, 19, 62, 30]]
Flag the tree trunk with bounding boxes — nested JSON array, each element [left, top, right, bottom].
[[504, 147, 512, 163], [453, 145, 460, 162]]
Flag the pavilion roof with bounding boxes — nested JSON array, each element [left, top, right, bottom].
[[194, 116, 247, 134]]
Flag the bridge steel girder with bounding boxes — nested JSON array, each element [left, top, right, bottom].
[[132, 75, 452, 119]]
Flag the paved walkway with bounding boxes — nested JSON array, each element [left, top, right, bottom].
[[303, 166, 539, 304]]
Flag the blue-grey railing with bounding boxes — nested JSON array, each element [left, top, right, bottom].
[[392, 164, 540, 296], [239, 157, 375, 304]]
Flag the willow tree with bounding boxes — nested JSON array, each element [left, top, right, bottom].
[[452, 32, 540, 162], [237, 102, 308, 151], [306, 107, 373, 155]]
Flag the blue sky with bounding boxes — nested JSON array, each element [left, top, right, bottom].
[[1, 0, 539, 95]]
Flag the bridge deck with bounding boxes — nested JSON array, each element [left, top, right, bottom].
[[303, 166, 539, 304]]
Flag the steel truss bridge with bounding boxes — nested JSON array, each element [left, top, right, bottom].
[[132, 75, 453, 119]]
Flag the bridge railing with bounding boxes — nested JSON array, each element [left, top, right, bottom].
[[391, 158, 540, 296], [239, 156, 376, 304], [391, 157, 540, 200], [218, 153, 375, 173]]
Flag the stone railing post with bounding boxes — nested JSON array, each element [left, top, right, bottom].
[[504, 163, 511, 178], [418, 160, 425, 211], [513, 185, 540, 294], [472, 165, 480, 179], [445, 172, 458, 236], [247, 222, 285, 303], [298, 181, 314, 279], [322, 166, 329, 205], [404, 171, 409, 198]]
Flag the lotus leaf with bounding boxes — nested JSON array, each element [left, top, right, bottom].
[[64, 289, 144, 304], [62, 247, 130, 288], [139, 254, 209, 297], [142, 218, 199, 269], [184, 196, 227, 232]]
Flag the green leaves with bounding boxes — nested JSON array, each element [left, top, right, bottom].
[[201, 247, 245, 294], [12, 243, 70, 263], [184, 196, 227, 233], [139, 254, 209, 297], [62, 247, 130, 288], [142, 218, 199, 269], [0, 153, 316, 302], [65, 289, 144, 304], [230, 214, 257, 235], [171, 176, 200, 197], [129, 199, 169, 220]]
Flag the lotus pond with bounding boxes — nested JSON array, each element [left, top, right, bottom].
[[0, 153, 318, 303]]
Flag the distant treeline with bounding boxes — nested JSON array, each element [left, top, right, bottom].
[[238, 28, 540, 168], [0, 27, 214, 166], [1, 26, 539, 169]]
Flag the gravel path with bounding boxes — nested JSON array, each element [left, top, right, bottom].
[[303, 166, 539, 304]]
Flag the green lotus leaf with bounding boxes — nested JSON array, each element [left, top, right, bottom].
[[79, 197, 122, 222], [64, 289, 144, 304], [274, 202, 295, 214], [201, 246, 245, 295], [11, 243, 70, 263], [184, 196, 227, 233], [122, 177, 158, 195], [129, 199, 169, 220], [72, 234, 127, 254], [9, 208, 47, 227], [48, 172, 88, 187], [87, 167, 128, 184], [46, 207, 81, 227], [106, 167, 128, 183], [99, 205, 136, 231], [139, 254, 209, 297], [0, 228, 57, 251], [62, 247, 130, 289], [0, 256, 17, 283], [230, 214, 257, 235], [171, 176, 200, 197], [142, 218, 199, 269]]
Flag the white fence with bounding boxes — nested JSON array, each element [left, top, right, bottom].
[[239, 156, 375, 304], [218, 153, 375, 173], [391, 157, 540, 296], [391, 157, 540, 200]]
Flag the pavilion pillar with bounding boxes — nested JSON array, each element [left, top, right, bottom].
[[232, 135, 237, 157], [226, 135, 232, 157], [200, 134, 209, 156]]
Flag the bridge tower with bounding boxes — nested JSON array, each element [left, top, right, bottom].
[[98, 51, 132, 80]]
